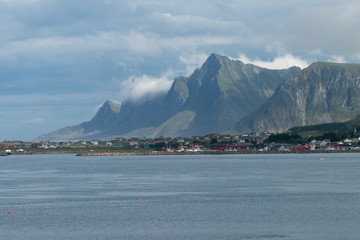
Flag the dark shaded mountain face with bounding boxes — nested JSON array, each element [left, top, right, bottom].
[[231, 62, 360, 134], [36, 54, 300, 141]]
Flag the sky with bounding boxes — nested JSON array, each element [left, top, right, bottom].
[[1, 0, 360, 141]]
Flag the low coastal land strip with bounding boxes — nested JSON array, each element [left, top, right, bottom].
[[75, 149, 360, 156], [2, 148, 360, 156]]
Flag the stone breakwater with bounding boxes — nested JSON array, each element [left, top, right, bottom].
[[76, 149, 360, 156]]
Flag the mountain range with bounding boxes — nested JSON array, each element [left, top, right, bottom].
[[36, 54, 360, 141]]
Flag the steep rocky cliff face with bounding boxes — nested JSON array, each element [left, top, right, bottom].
[[36, 54, 300, 141], [232, 62, 360, 133]]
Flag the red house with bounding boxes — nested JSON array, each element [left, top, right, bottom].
[[295, 144, 305, 151], [210, 144, 227, 150], [236, 142, 254, 150], [304, 144, 311, 150]]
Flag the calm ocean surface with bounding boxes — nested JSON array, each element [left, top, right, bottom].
[[1, 153, 360, 240]]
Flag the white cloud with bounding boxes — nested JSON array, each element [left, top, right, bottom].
[[120, 71, 174, 101], [0, 30, 236, 67], [237, 53, 310, 69], [179, 52, 208, 75], [159, 12, 242, 33], [328, 55, 346, 63], [261, 1, 360, 58], [21, 117, 44, 124]]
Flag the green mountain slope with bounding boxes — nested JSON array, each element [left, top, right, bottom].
[[290, 115, 360, 137]]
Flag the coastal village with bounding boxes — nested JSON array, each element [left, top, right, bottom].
[[2, 132, 360, 156]]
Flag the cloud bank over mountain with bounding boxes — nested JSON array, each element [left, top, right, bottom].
[[120, 72, 174, 101], [237, 54, 310, 70]]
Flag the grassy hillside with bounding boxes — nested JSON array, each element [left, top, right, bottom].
[[290, 115, 360, 138]]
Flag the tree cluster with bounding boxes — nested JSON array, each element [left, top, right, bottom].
[[264, 133, 306, 144], [265, 131, 354, 144]]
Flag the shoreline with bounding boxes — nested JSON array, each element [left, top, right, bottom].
[[75, 149, 360, 156], [3, 149, 360, 156]]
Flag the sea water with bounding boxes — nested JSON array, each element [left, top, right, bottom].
[[1, 153, 360, 240]]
